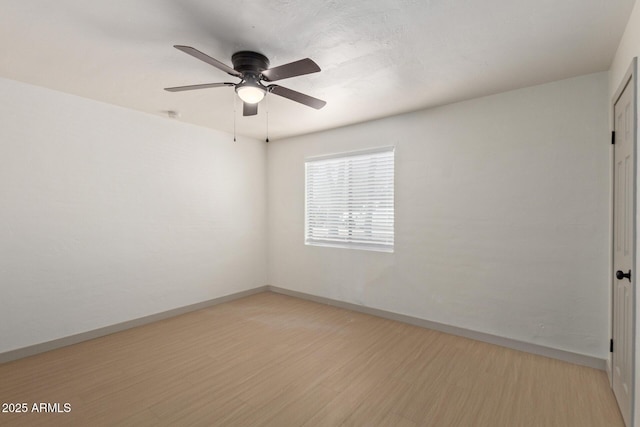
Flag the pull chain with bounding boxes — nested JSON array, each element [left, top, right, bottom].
[[265, 92, 270, 143], [233, 93, 237, 142]]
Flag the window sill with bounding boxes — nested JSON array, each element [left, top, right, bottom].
[[305, 240, 394, 253]]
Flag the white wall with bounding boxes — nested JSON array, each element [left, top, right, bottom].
[[609, 0, 640, 98], [609, 2, 640, 424], [0, 77, 267, 353], [268, 72, 610, 359]]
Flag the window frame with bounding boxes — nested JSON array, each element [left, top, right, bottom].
[[304, 146, 395, 253]]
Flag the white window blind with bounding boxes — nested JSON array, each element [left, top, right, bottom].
[[305, 147, 394, 252]]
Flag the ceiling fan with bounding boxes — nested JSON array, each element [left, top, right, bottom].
[[165, 45, 326, 116]]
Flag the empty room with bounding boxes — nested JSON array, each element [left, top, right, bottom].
[[1, 0, 640, 426]]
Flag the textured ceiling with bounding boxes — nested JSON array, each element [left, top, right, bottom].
[[0, 0, 635, 140]]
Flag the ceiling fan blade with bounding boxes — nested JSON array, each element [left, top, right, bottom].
[[164, 82, 235, 92], [261, 58, 320, 82], [174, 45, 242, 78], [243, 102, 258, 116], [269, 85, 326, 109]]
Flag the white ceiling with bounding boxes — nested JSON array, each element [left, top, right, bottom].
[[0, 0, 635, 140]]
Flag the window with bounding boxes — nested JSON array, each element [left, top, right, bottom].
[[305, 147, 394, 252]]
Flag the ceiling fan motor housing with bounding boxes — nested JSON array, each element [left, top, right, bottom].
[[231, 51, 270, 76]]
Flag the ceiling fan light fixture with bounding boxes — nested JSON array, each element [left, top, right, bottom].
[[236, 83, 266, 104]]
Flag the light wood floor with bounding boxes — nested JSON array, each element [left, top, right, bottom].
[[0, 292, 623, 426]]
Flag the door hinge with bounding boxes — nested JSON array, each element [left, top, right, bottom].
[[612, 131, 615, 145], [610, 338, 614, 353]]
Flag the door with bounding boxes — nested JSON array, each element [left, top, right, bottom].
[[613, 71, 635, 427]]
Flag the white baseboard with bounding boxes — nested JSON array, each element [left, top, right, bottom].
[[0, 286, 268, 364], [267, 286, 607, 371], [1, 284, 607, 371]]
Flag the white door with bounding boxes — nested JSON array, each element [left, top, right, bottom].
[[612, 74, 635, 427]]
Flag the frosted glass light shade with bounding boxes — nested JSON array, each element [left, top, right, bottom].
[[236, 85, 266, 104]]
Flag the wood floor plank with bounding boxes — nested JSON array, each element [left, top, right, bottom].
[[0, 292, 624, 426]]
